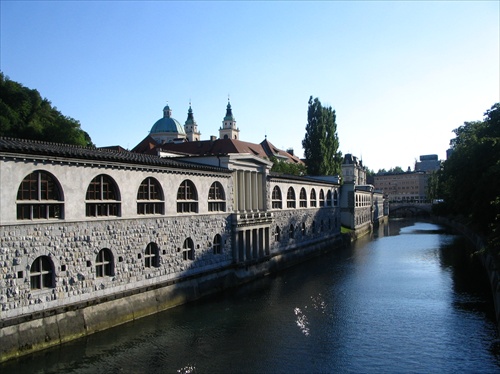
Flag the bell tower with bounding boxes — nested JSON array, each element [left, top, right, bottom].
[[219, 98, 240, 140], [184, 102, 201, 141]]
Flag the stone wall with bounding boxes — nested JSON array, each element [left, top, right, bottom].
[[271, 207, 340, 252], [0, 214, 232, 320]]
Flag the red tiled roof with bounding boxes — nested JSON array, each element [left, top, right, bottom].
[[151, 137, 304, 165]]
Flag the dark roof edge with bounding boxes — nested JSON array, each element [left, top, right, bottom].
[[0, 137, 230, 173]]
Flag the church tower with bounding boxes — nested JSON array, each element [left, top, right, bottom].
[[184, 103, 201, 141], [219, 99, 240, 140]]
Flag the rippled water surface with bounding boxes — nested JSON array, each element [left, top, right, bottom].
[[4, 220, 500, 373]]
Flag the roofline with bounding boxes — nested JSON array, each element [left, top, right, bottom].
[[0, 137, 231, 174]]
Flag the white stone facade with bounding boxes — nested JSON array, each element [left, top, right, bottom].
[[0, 139, 341, 329]]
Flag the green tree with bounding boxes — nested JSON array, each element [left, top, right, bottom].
[[440, 103, 500, 240], [302, 96, 342, 176], [376, 166, 404, 174], [0, 72, 93, 146], [270, 156, 307, 176]]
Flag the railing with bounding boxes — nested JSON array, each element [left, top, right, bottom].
[[233, 211, 274, 226]]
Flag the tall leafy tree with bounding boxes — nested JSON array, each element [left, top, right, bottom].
[[0, 72, 93, 146], [302, 96, 342, 176], [440, 103, 500, 240]]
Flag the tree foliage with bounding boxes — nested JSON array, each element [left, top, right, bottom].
[[302, 96, 342, 176], [376, 166, 405, 174], [437, 103, 500, 242], [0, 72, 93, 146], [270, 156, 307, 176]]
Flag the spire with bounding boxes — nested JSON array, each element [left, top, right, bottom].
[[185, 101, 195, 125], [219, 97, 239, 140], [184, 100, 200, 141], [224, 97, 235, 121]]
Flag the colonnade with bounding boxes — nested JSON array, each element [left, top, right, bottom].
[[233, 226, 270, 263], [234, 170, 265, 212]]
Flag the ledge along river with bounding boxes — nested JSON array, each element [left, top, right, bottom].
[[3, 219, 500, 373]]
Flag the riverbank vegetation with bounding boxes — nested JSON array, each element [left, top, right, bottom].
[[430, 103, 500, 256]]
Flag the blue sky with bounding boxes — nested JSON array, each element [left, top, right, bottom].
[[1, 1, 498, 171]]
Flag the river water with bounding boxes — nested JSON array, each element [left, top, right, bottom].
[[3, 219, 500, 373]]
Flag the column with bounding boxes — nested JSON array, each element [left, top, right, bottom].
[[245, 171, 251, 212], [264, 227, 270, 255], [238, 170, 245, 212], [257, 173, 264, 210], [251, 172, 258, 211], [258, 228, 264, 257]]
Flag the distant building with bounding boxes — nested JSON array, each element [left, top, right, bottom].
[[414, 154, 441, 172], [374, 171, 428, 203], [373, 153, 442, 203]]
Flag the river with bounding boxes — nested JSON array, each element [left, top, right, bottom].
[[3, 219, 500, 373]]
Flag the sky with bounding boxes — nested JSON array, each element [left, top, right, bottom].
[[1, 1, 498, 172]]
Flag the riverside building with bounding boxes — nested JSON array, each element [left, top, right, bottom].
[[0, 101, 347, 362]]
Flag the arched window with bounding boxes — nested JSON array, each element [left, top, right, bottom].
[[299, 188, 307, 208], [96, 248, 113, 277], [289, 224, 295, 239], [86, 174, 120, 217], [17, 171, 63, 220], [144, 242, 160, 268], [208, 182, 226, 212], [310, 189, 317, 207], [287, 187, 296, 208], [182, 238, 195, 260], [177, 180, 198, 213], [333, 190, 338, 206], [30, 256, 54, 289], [326, 190, 332, 206], [319, 190, 325, 207], [137, 177, 164, 215], [275, 226, 281, 242], [213, 234, 222, 254], [272, 186, 282, 209]]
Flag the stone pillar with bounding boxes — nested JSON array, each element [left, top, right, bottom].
[[257, 173, 264, 210], [245, 171, 251, 212], [251, 172, 258, 211], [265, 227, 270, 255], [245, 230, 251, 260], [238, 171, 245, 212], [252, 229, 258, 258], [258, 228, 264, 257], [238, 230, 245, 262]]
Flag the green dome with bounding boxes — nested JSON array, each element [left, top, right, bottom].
[[150, 105, 185, 135]]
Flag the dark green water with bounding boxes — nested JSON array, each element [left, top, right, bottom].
[[3, 220, 500, 373]]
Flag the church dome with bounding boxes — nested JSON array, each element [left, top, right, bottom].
[[150, 105, 185, 135]]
